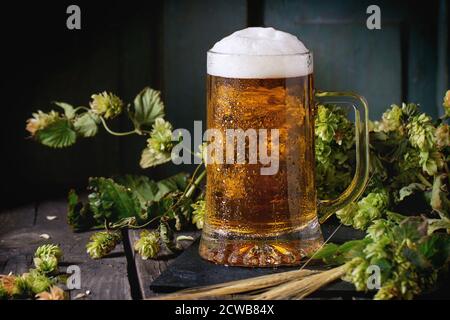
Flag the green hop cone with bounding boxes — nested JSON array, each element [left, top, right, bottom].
[[435, 124, 450, 149], [89, 91, 124, 119], [33, 255, 58, 274], [443, 90, 450, 117], [378, 104, 404, 133], [343, 257, 370, 292], [336, 202, 359, 226], [23, 269, 53, 295], [86, 231, 122, 259], [407, 113, 436, 152], [367, 219, 393, 241], [12, 270, 53, 297], [140, 118, 175, 168], [191, 199, 205, 229], [33, 244, 62, 274], [337, 190, 389, 230], [315, 105, 338, 142], [134, 230, 160, 260], [25, 110, 61, 136], [35, 244, 62, 261], [419, 150, 443, 176], [148, 118, 174, 152]]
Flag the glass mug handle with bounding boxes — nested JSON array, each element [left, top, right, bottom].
[[314, 91, 370, 223]]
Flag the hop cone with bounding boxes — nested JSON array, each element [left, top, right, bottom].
[[89, 92, 123, 119], [134, 230, 160, 260], [33, 255, 58, 274], [86, 231, 121, 259], [34, 244, 62, 274], [191, 200, 205, 229], [35, 244, 62, 260]]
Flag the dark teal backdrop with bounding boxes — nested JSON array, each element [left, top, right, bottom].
[[1, 0, 448, 208]]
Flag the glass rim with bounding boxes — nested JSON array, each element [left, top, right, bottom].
[[207, 49, 312, 57]]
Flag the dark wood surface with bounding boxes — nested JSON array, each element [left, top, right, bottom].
[[0, 200, 132, 300], [1, 199, 448, 300], [0, 198, 199, 299], [0, 198, 368, 300], [0, 199, 361, 300]]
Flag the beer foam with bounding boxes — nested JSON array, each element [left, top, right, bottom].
[[207, 27, 312, 79]]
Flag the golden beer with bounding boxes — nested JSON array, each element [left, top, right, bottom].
[[199, 28, 370, 267]]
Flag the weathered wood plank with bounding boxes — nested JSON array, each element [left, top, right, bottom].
[[128, 229, 200, 298], [0, 200, 132, 300], [0, 205, 37, 275]]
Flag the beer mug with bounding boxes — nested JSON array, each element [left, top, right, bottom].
[[199, 28, 369, 266]]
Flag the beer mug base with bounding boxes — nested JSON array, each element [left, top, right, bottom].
[[198, 218, 323, 267]]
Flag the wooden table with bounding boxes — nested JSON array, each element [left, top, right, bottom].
[[1, 198, 448, 300], [0, 198, 195, 300]]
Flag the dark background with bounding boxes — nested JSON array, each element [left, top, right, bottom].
[[0, 0, 448, 209]]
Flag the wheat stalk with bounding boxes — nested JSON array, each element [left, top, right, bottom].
[[151, 268, 319, 300], [248, 264, 347, 300]]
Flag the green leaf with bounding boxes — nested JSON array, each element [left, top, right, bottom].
[[312, 239, 370, 265], [155, 172, 189, 199], [385, 211, 407, 224], [418, 233, 450, 268], [147, 195, 177, 219], [140, 147, 171, 168], [73, 112, 99, 137], [35, 119, 77, 148], [54, 101, 75, 119], [67, 190, 95, 231], [312, 243, 340, 260], [131, 87, 165, 130], [427, 217, 450, 235], [87, 177, 145, 224], [430, 174, 450, 219], [115, 175, 159, 205], [115, 173, 189, 205], [398, 183, 427, 202]]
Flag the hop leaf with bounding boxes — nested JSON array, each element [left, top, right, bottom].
[[86, 231, 121, 259], [191, 199, 205, 229], [89, 91, 123, 119], [134, 230, 160, 260], [73, 112, 99, 137], [53, 101, 75, 119], [35, 118, 77, 148], [131, 87, 165, 130]]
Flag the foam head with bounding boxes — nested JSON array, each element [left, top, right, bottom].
[[207, 27, 312, 79]]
